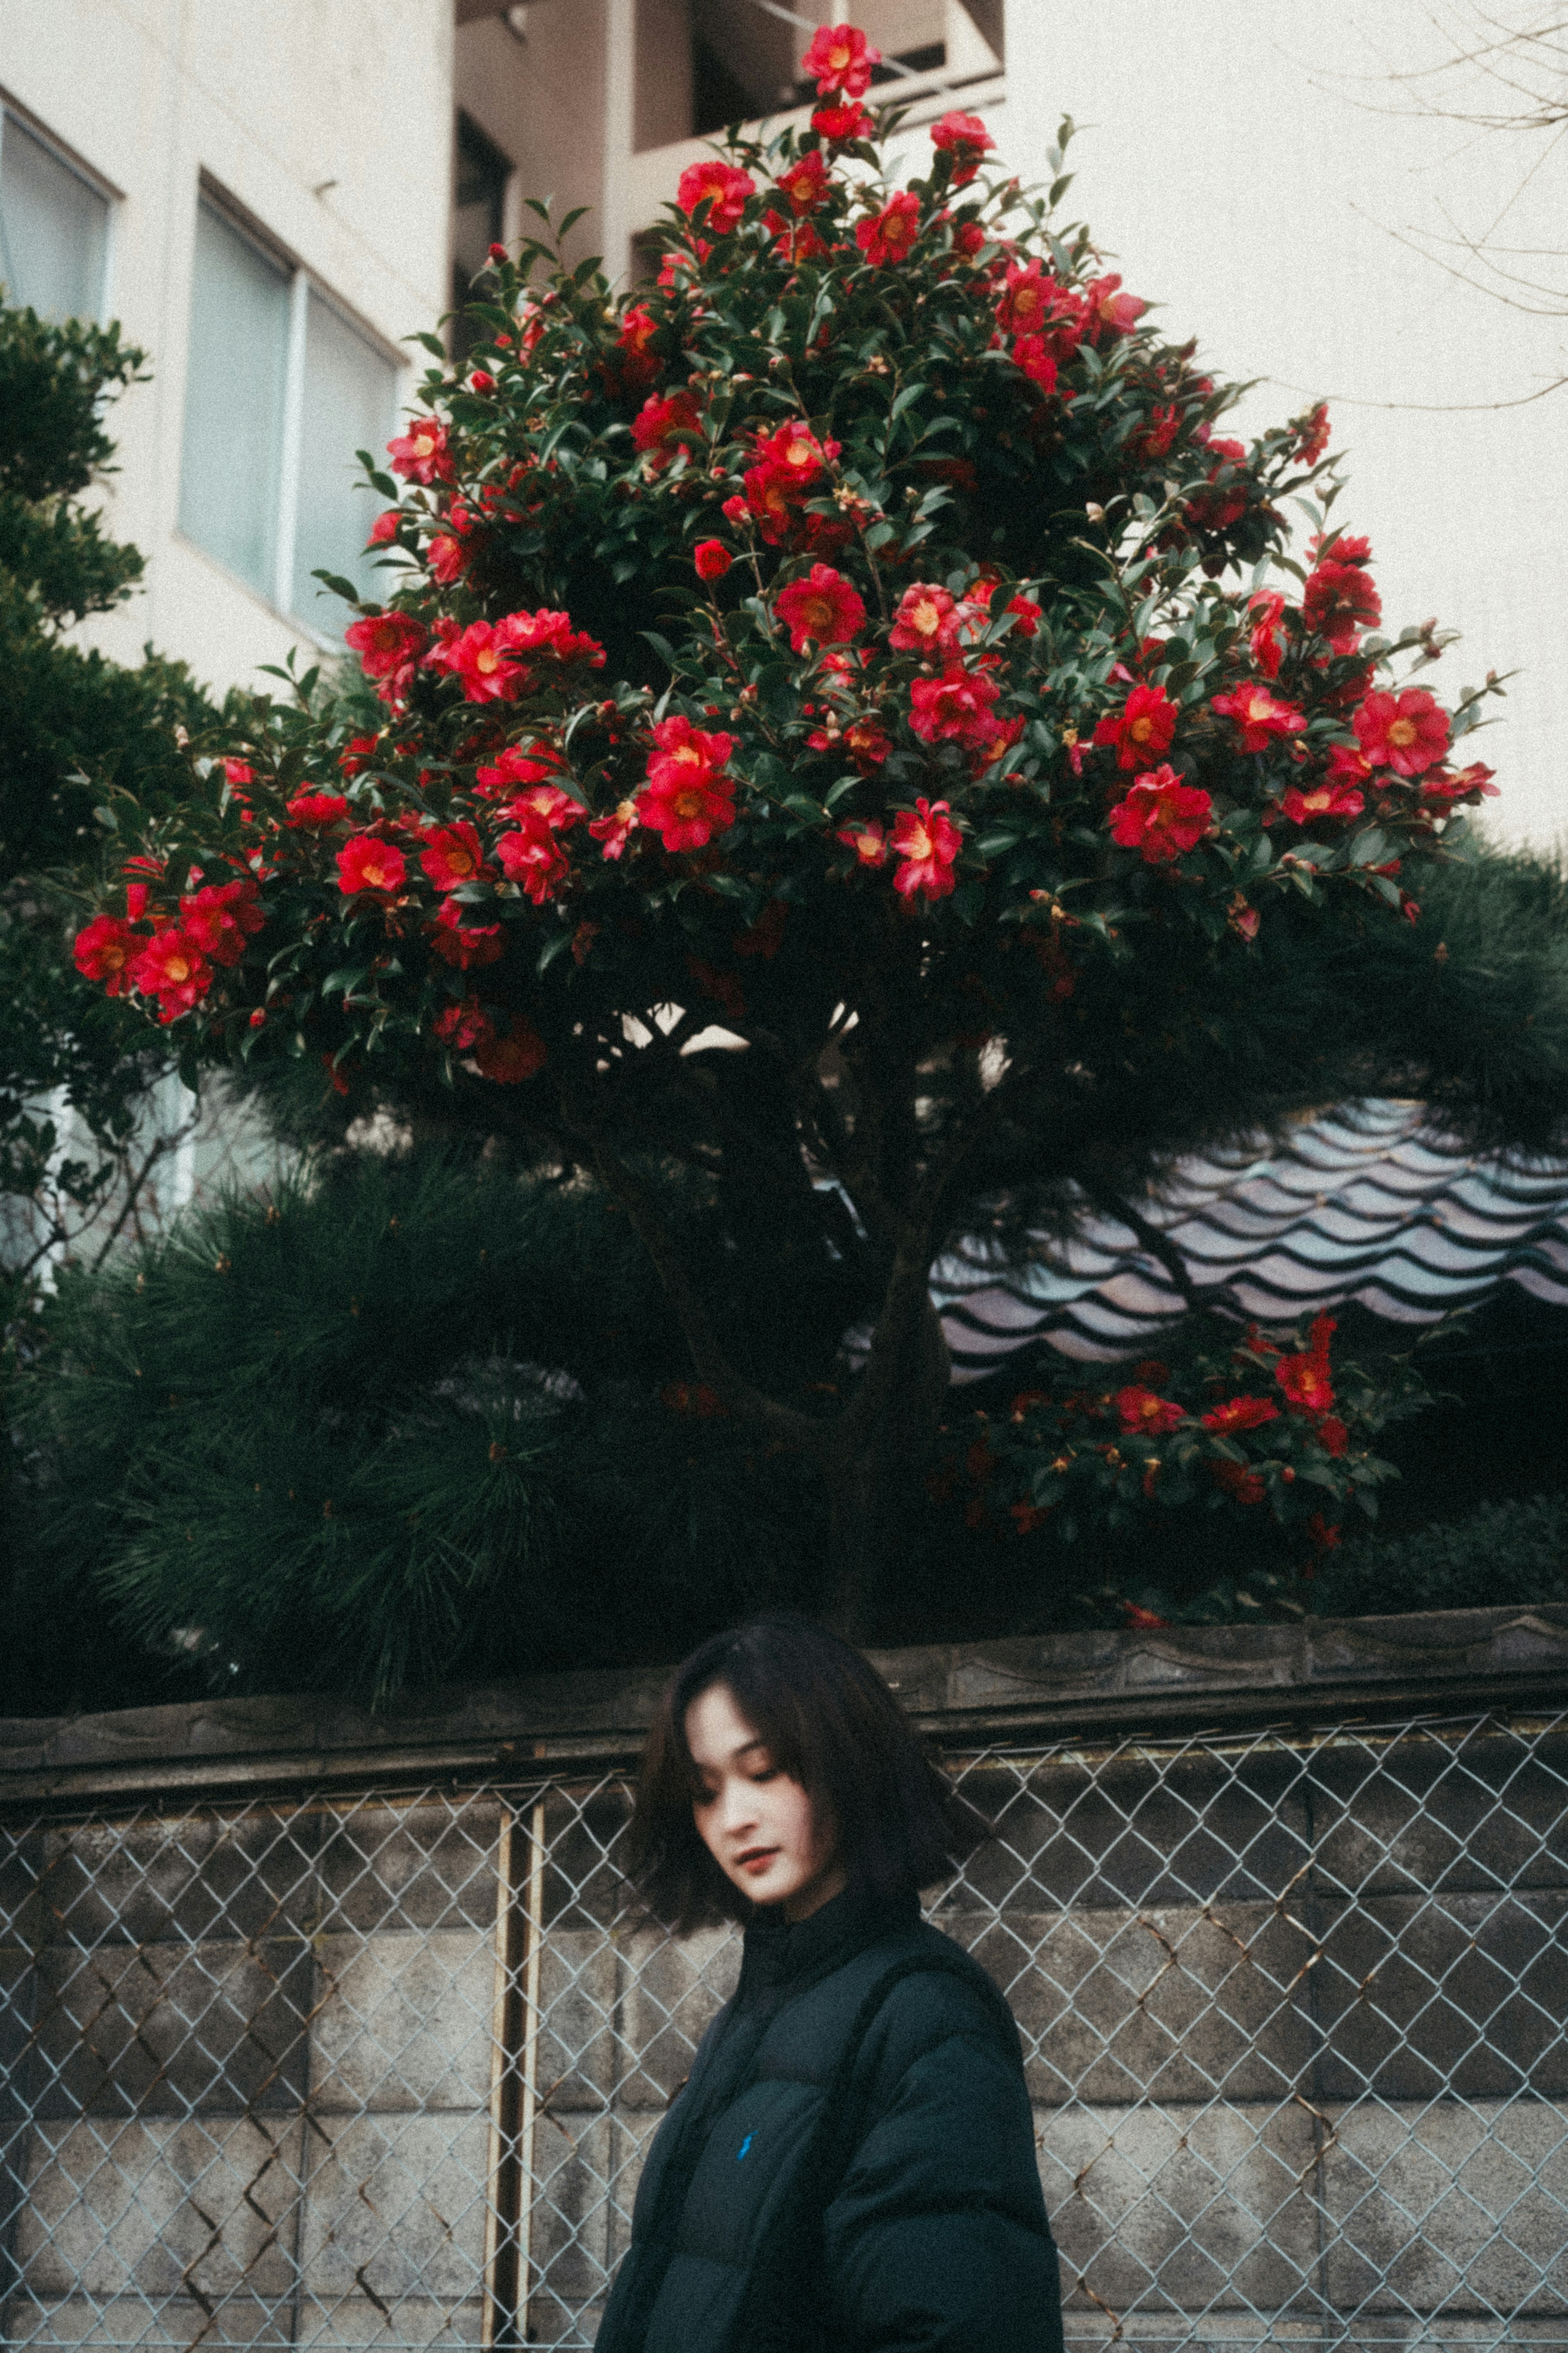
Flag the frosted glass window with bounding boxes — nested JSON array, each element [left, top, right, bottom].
[[179, 200, 291, 598], [291, 290, 397, 627], [0, 113, 109, 321]]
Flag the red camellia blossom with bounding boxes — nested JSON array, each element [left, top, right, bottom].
[[285, 792, 350, 830], [890, 581, 958, 655], [1200, 1395, 1280, 1435], [387, 418, 454, 485], [995, 260, 1051, 337], [1423, 760, 1499, 806], [855, 191, 922, 267], [1093, 683, 1178, 772], [1353, 687, 1450, 777], [754, 421, 839, 484], [495, 812, 570, 905], [1297, 402, 1332, 465], [930, 110, 994, 184], [1005, 594, 1042, 638], [632, 389, 705, 466], [1116, 1385, 1183, 1436], [694, 538, 732, 580], [345, 610, 427, 686], [613, 304, 660, 389], [775, 150, 831, 215], [1317, 1416, 1349, 1459], [909, 667, 1000, 748], [1108, 766, 1213, 862], [427, 899, 503, 968], [336, 835, 408, 896], [774, 563, 866, 653], [1084, 273, 1146, 339], [891, 798, 962, 900], [473, 743, 566, 800], [1210, 682, 1308, 753], [1281, 778, 1365, 825], [1212, 1459, 1266, 1505], [837, 818, 887, 866], [676, 159, 755, 233], [419, 822, 489, 892], [130, 928, 211, 1021], [427, 532, 466, 585], [433, 998, 494, 1053], [811, 99, 873, 143], [504, 782, 581, 834], [366, 511, 401, 547], [475, 1014, 548, 1084], [180, 879, 264, 966], [73, 915, 141, 996], [1011, 337, 1057, 393], [636, 717, 737, 851], [588, 798, 639, 860], [1247, 590, 1287, 681], [1186, 436, 1249, 533], [438, 618, 526, 704], [1303, 558, 1382, 653], [1276, 1313, 1336, 1414], [803, 21, 881, 96]]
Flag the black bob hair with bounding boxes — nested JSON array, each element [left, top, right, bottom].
[[622, 1616, 988, 1934]]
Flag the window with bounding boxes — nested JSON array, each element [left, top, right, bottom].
[[178, 192, 399, 634], [452, 113, 511, 363], [0, 107, 110, 321]]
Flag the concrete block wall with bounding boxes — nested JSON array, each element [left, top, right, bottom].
[[4, 1607, 1568, 2348]]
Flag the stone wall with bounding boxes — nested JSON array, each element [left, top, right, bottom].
[[3, 1608, 1568, 2349]]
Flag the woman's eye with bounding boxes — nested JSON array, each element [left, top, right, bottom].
[[750, 1768, 777, 1784]]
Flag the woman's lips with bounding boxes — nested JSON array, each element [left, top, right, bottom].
[[737, 1848, 780, 1875]]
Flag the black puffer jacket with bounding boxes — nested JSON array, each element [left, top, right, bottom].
[[597, 1883, 1065, 2353]]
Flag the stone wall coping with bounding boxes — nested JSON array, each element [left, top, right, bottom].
[[4, 1605, 1567, 1810]]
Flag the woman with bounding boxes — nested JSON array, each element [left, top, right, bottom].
[[596, 1616, 1065, 2353]]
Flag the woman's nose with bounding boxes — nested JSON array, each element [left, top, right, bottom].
[[717, 1779, 757, 1836]]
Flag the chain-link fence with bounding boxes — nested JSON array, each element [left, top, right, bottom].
[[3, 1709, 1567, 2347]]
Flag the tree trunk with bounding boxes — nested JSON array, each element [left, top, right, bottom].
[[818, 1282, 952, 1640]]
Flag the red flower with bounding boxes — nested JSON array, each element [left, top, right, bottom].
[[1107, 766, 1212, 861], [589, 799, 639, 860], [1305, 1511, 1341, 1552], [1247, 591, 1287, 681], [1094, 683, 1178, 772], [495, 812, 570, 905], [694, 539, 732, 581], [613, 304, 660, 389], [775, 151, 831, 215], [1006, 594, 1042, 638], [1353, 687, 1450, 778], [468, 368, 496, 394], [952, 220, 987, 259], [130, 928, 212, 1021], [419, 822, 489, 892], [180, 879, 264, 966], [1211, 682, 1307, 754], [1303, 559, 1382, 653], [891, 798, 962, 900], [74, 915, 141, 996], [1280, 779, 1364, 825], [753, 421, 839, 484], [344, 610, 427, 684], [1122, 1602, 1172, 1630], [1276, 1349, 1334, 1415], [1130, 403, 1182, 463], [840, 718, 891, 772], [909, 667, 1000, 748], [339, 736, 379, 778], [282, 791, 349, 830], [743, 461, 801, 545], [366, 511, 401, 546], [632, 390, 705, 466], [475, 1013, 548, 1083], [473, 743, 567, 799], [1085, 273, 1146, 339], [1212, 1459, 1265, 1506], [1201, 1395, 1279, 1435], [812, 100, 873, 144], [437, 618, 524, 704], [432, 998, 494, 1052], [1116, 1385, 1183, 1436], [503, 783, 581, 833], [676, 159, 755, 233], [1296, 403, 1331, 465], [1186, 437, 1249, 533], [427, 531, 466, 584], [775, 563, 866, 653], [930, 110, 994, 185], [1012, 337, 1058, 393], [837, 817, 887, 866], [1423, 760, 1499, 806], [636, 717, 737, 851], [855, 191, 922, 267], [427, 900, 503, 968], [802, 22, 881, 96], [1316, 1417, 1349, 1459], [996, 262, 1051, 337], [387, 418, 454, 484], [336, 835, 408, 896], [890, 581, 958, 655]]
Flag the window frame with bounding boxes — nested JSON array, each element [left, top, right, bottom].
[[0, 89, 118, 323], [179, 177, 405, 645]]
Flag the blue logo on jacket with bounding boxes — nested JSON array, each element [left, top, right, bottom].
[[736, 2134, 753, 2161]]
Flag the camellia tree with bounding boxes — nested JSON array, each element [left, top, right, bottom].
[[71, 26, 1568, 1633]]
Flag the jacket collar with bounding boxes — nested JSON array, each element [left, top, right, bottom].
[[735, 1878, 920, 2004]]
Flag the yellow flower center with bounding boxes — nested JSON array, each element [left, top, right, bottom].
[[477, 647, 499, 673], [1388, 718, 1417, 747], [673, 787, 705, 819], [786, 437, 815, 466], [911, 598, 943, 635], [165, 953, 190, 982], [906, 824, 932, 860], [1129, 715, 1154, 743]]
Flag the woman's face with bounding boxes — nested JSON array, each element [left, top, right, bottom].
[[685, 1681, 846, 1923]]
